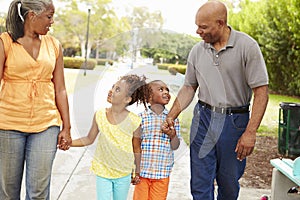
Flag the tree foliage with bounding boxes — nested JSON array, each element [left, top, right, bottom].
[[54, 0, 122, 58], [261, 0, 300, 96], [229, 0, 300, 96], [121, 7, 164, 62], [51, 1, 197, 66], [141, 32, 199, 64], [0, 13, 6, 34], [118, 7, 198, 65]]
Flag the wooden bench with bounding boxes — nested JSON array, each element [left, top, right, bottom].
[[270, 158, 300, 200]]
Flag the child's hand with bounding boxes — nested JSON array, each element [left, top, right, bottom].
[[57, 138, 72, 151], [131, 173, 141, 185], [162, 123, 176, 139], [161, 120, 173, 133], [57, 139, 70, 150], [162, 118, 175, 132]]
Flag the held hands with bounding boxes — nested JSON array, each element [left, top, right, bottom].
[[161, 117, 176, 139], [57, 129, 72, 151], [235, 130, 256, 161], [131, 173, 141, 185]]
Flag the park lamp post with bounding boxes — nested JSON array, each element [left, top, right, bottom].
[[84, 7, 91, 76]]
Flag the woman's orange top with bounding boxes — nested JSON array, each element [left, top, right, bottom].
[[0, 32, 62, 133]]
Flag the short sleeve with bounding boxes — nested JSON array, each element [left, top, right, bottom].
[[245, 43, 269, 88], [0, 32, 13, 58], [129, 112, 142, 131], [184, 44, 201, 87], [45, 35, 60, 59]]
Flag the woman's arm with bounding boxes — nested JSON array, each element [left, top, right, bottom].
[[0, 38, 5, 84], [52, 43, 72, 150]]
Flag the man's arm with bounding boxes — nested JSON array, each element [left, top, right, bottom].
[[235, 85, 269, 161], [166, 85, 197, 126]]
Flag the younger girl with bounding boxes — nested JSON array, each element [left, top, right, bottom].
[[71, 74, 148, 200], [133, 80, 181, 200]]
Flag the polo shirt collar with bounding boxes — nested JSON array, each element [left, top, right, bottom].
[[204, 26, 235, 49], [226, 26, 235, 47], [147, 106, 168, 115]]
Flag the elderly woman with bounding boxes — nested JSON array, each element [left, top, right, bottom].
[[0, 0, 72, 199]]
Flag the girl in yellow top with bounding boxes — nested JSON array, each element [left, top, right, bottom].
[[71, 74, 148, 200], [0, 1, 71, 199]]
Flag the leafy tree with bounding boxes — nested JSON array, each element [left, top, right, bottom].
[[54, 1, 84, 56], [123, 7, 164, 62], [54, 0, 122, 59], [0, 13, 6, 34], [228, 0, 266, 42], [260, 0, 300, 95], [229, 0, 300, 96], [140, 31, 199, 64]]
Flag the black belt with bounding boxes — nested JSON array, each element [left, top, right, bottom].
[[198, 100, 249, 114]]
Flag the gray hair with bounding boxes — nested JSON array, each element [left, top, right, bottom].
[[6, 0, 53, 42]]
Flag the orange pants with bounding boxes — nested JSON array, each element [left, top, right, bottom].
[[133, 176, 170, 200]]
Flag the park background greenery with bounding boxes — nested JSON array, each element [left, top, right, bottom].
[[0, 0, 298, 96], [0, 0, 299, 142]]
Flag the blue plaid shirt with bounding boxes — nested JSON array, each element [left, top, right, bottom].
[[139, 107, 181, 179]]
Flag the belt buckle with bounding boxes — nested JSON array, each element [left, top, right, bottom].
[[212, 106, 226, 114]]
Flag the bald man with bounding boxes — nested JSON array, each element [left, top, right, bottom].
[[164, 1, 269, 199]]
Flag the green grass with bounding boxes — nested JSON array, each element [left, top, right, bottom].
[[258, 94, 300, 136]]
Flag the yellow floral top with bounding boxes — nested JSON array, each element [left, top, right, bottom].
[[91, 108, 141, 178]]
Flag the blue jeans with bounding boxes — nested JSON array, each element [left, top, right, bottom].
[[0, 126, 60, 200], [96, 174, 131, 200], [190, 103, 249, 200]]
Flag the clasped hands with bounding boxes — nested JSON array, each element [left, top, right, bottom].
[[57, 129, 72, 151], [131, 173, 141, 185], [161, 117, 176, 139]]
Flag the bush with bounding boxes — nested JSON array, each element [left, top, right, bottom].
[[168, 67, 178, 75], [63, 57, 96, 70], [97, 59, 114, 66], [170, 64, 186, 74], [157, 63, 186, 74], [156, 63, 169, 70]]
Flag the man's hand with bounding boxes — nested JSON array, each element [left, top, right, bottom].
[[235, 130, 256, 161], [162, 117, 175, 132], [162, 118, 176, 137]]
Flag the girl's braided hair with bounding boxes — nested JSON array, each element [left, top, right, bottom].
[[119, 74, 150, 108]]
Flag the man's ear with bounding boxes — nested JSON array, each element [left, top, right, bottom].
[[217, 19, 225, 27]]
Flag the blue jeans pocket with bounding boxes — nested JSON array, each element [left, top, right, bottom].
[[230, 113, 249, 130]]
